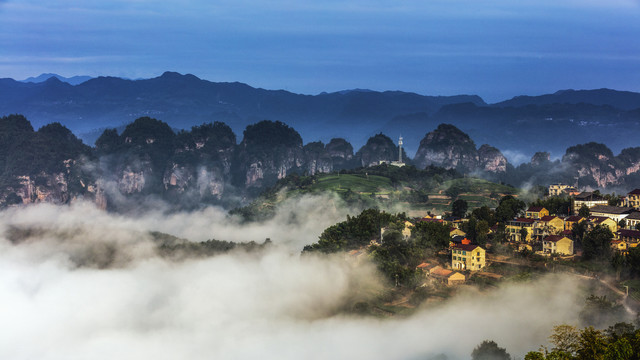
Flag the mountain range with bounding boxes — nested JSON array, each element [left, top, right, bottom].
[[2, 72, 639, 161], [1, 113, 639, 212]]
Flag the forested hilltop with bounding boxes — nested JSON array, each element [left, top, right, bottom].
[[1, 113, 640, 210]]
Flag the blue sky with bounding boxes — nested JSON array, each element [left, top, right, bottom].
[[1, 0, 639, 102]]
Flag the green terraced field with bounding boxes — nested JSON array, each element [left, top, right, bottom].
[[312, 174, 393, 194]]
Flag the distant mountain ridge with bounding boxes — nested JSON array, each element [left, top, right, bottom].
[[0, 71, 485, 146], [20, 73, 93, 85], [1, 72, 640, 160], [495, 88, 640, 111]]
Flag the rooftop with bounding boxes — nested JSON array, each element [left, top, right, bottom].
[[565, 215, 583, 222], [509, 218, 536, 224], [626, 212, 640, 220], [619, 229, 640, 239], [430, 267, 453, 277], [590, 205, 635, 215], [628, 189, 640, 195], [589, 216, 611, 224], [574, 192, 605, 201], [452, 243, 481, 251], [539, 215, 558, 222], [527, 206, 546, 212], [544, 235, 569, 243]]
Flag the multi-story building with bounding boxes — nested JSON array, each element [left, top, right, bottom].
[[525, 206, 549, 219], [506, 218, 535, 242], [589, 205, 635, 223], [542, 235, 574, 255], [533, 215, 565, 240], [625, 212, 640, 230], [451, 243, 486, 271], [588, 216, 618, 233], [626, 189, 640, 210], [564, 215, 585, 232], [549, 184, 578, 197], [573, 192, 608, 214]]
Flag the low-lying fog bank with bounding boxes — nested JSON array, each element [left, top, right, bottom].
[[0, 200, 588, 359]]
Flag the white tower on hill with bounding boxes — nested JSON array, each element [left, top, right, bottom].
[[391, 135, 405, 167]]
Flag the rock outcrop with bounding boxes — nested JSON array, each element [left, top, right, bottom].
[[531, 152, 551, 166], [477, 144, 507, 173], [355, 134, 399, 167], [232, 120, 304, 188], [414, 124, 479, 172], [561, 142, 626, 188]]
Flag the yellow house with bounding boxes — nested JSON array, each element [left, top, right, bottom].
[[611, 240, 628, 254], [452, 243, 486, 271], [402, 221, 414, 239], [381, 220, 414, 240], [588, 216, 618, 233], [564, 215, 585, 231], [534, 215, 565, 239], [626, 189, 640, 210], [445, 271, 466, 286], [506, 218, 535, 242], [525, 206, 549, 219], [542, 235, 574, 255], [618, 229, 640, 245]]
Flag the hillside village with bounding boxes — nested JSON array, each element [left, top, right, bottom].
[[316, 185, 640, 306]]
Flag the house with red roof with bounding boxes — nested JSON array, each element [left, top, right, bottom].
[[542, 235, 574, 256], [626, 189, 640, 210], [506, 218, 536, 242], [451, 242, 486, 271], [525, 206, 549, 219], [534, 215, 564, 240], [564, 215, 584, 232]]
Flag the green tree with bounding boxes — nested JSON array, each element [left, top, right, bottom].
[[576, 326, 607, 360], [578, 204, 590, 218], [465, 216, 478, 241], [610, 252, 626, 280], [496, 195, 526, 222], [550, 324, 580, 355], [619, 219, 627, 229], [451, 199, 468, 218], [582, 225, 613, 260], [471, 340, 511, 360], [572, 221, 588, 243], [476, 220, 490, 247], [412, 221, 450, 250], [472, 206, 496, 226], [603, 338, 633, 360], [519, 227, 529, 242], [524, 352, 545, 360]]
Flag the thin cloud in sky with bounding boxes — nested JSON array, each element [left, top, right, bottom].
[[0, 0, 639, 100]]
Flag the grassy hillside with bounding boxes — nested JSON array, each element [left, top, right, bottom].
[[231, 165, 520, 221], [308, 174, 393, 194], [425, 178, 518, 213]]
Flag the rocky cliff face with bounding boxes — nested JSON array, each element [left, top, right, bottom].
[[531, 152, 551, 166], [414, 124, 479, 172], [477, 144, 507, 173], [303, 142, 333, 176], [355, 133, 399, 167], [325, 138, 356, 170], [232, 120, 305, 189], [561, 142, 628, 188], [4, 114, 640, 210]]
